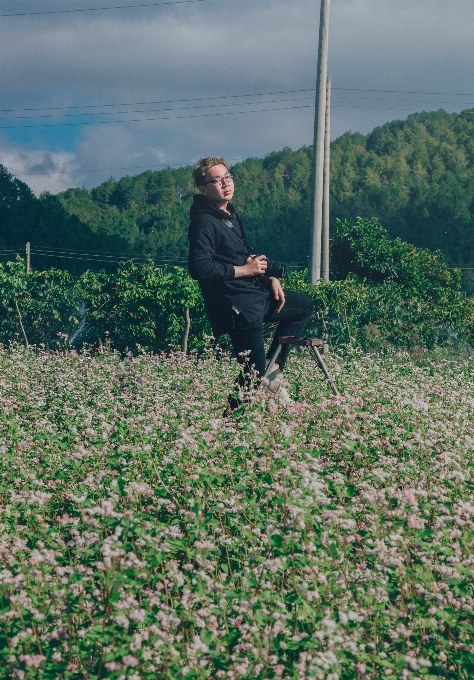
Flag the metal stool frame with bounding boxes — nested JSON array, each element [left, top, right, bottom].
[[264, 336, 339, 396]]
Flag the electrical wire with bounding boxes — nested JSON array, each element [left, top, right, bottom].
[[4, 100, 473, 130], [4, 96, 474, 122], [333, 95, 474, 106], [333, 103, 474, 112], [333, 87, 474, 97], [0, 95, 314, 121], [4, 88, 474, 116], [0, 88, 316, 113], [0, 102, 314, 129], [1, 0, 234, 18]]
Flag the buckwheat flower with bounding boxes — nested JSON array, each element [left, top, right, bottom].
[[105, 662, 123, 671], [122, 655, 139, 667], [115, 614, 130, 628], [19, 654, 45, 668], [407, 514, 425, 530]]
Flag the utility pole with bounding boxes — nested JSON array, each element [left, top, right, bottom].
[[322, 76, 331, 282], [26, 242, 31, 273], [309, 0, 330, 284]]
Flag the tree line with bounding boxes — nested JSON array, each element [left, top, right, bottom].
[[1, 108, 473, 289]]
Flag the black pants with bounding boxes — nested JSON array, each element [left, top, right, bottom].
[[228, 289, 314, 384]]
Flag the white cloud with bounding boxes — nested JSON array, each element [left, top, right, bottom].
[[0, 140, 77, 195]]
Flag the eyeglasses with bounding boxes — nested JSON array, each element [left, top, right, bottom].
[[204, 173, 234, 186]]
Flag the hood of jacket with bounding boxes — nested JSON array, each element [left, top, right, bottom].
[[188, 194, 237, 241]]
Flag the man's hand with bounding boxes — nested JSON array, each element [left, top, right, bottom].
[[234, 255, 268, 278], [269, 276, 285, 312]]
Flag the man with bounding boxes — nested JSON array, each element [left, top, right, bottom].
[[188, 156, 314, 408]]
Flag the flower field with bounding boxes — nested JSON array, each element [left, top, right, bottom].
[[0, 345, 473, 680]]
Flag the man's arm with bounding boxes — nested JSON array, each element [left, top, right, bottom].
[[234, 255, 268, 278], [188, 222, 235, 282], [189, 219, 268, 282]]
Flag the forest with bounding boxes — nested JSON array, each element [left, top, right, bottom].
[[1, 108, 473, 289]]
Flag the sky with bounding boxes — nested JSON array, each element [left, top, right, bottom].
[[1, 0, 473, 195]]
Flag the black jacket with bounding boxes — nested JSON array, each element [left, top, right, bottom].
[[188, 194, 270, 337]]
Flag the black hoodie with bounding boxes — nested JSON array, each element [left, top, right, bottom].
[[188, 194, 270, 337]]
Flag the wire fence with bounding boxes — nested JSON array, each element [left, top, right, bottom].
[[2, 245, 473, 274], [0, 245, 309, 271]]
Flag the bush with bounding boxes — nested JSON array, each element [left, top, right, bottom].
[[0, 218, 472, 354]]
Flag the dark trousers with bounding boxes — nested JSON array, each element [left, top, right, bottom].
[[228, 289, 314, 384]]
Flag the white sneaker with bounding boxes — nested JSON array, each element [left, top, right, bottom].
[[261, 368, 283, 392], [261, 369, 294, 404], [276, 386, 294, 405]]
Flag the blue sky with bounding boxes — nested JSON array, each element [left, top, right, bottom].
[[1, 0, 473, 194]]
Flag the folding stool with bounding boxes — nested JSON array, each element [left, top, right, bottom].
[[264, 336, 339, 396]]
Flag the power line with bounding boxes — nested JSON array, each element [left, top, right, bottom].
[[4, 100, 473, 131], [5, 96, 474, 122], [0, 88, 316, 114], [0, 102, 314, 129], [0, 95, 314, 121], [333, 103, 474, 112], [4, 87, 473, 116], [0, 0, 234, 18], [333, 96, 474, 106], [333, 87, 474, 97]]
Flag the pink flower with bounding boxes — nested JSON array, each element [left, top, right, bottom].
[[67, 664, 78, 671], [407, 514, 425, 529], [105, 662, 123, 671], [403, 489, 418, 507], [273, 665, 284, 676], [19, 655, 46, 669], [122, 655, 139, 667]]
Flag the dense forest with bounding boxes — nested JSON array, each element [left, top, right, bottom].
[[1, 108, 473, 288]]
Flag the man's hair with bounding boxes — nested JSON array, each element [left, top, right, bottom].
[[193, 156, 228, 186]]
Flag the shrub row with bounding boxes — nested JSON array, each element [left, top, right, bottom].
[[0, 219, 472, 353]]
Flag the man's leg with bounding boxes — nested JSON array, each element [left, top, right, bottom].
[[226, 312, 266, 410], [264, 290, 314, 370]]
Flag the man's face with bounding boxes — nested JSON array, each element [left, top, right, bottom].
[[198, 164, 234, 206]]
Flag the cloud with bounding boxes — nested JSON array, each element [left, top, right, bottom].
[[0, 138, 77, 195], [1, 0, 473, 193]]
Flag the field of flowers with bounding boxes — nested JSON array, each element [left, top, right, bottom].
[[0, 344, 473, 680]]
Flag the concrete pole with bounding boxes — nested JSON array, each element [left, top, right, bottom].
[[308, 0, 330, 284], [26, 242, 31, 273], [322, 76, 331, 282]]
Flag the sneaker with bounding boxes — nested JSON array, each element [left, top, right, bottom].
[[261, 370, 294, 404], [261, 368, 283, 393], [277, 386, 294, 405]]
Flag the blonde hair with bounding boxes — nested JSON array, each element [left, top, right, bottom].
[[193, 156, 228, 186]]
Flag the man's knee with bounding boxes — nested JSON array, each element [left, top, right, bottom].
[[295, 292, 314, 320], [303, 295, 315, 317]]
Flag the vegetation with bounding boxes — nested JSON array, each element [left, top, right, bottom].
[[0, 217, 471, 354], [0, 344, 473, 679], [1, 109, 474, 288]]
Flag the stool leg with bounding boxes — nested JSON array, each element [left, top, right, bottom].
[[309, 346, 339, 396], [264, 345, 282, 378]]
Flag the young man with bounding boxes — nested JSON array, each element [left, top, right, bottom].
[[188, 156, 314, 407]]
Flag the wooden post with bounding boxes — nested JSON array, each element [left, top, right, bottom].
[[308, 0, 330, 284], [322, 76, 331, 283], [183, 307, 190, 354], [26, 242, 31, 273]]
